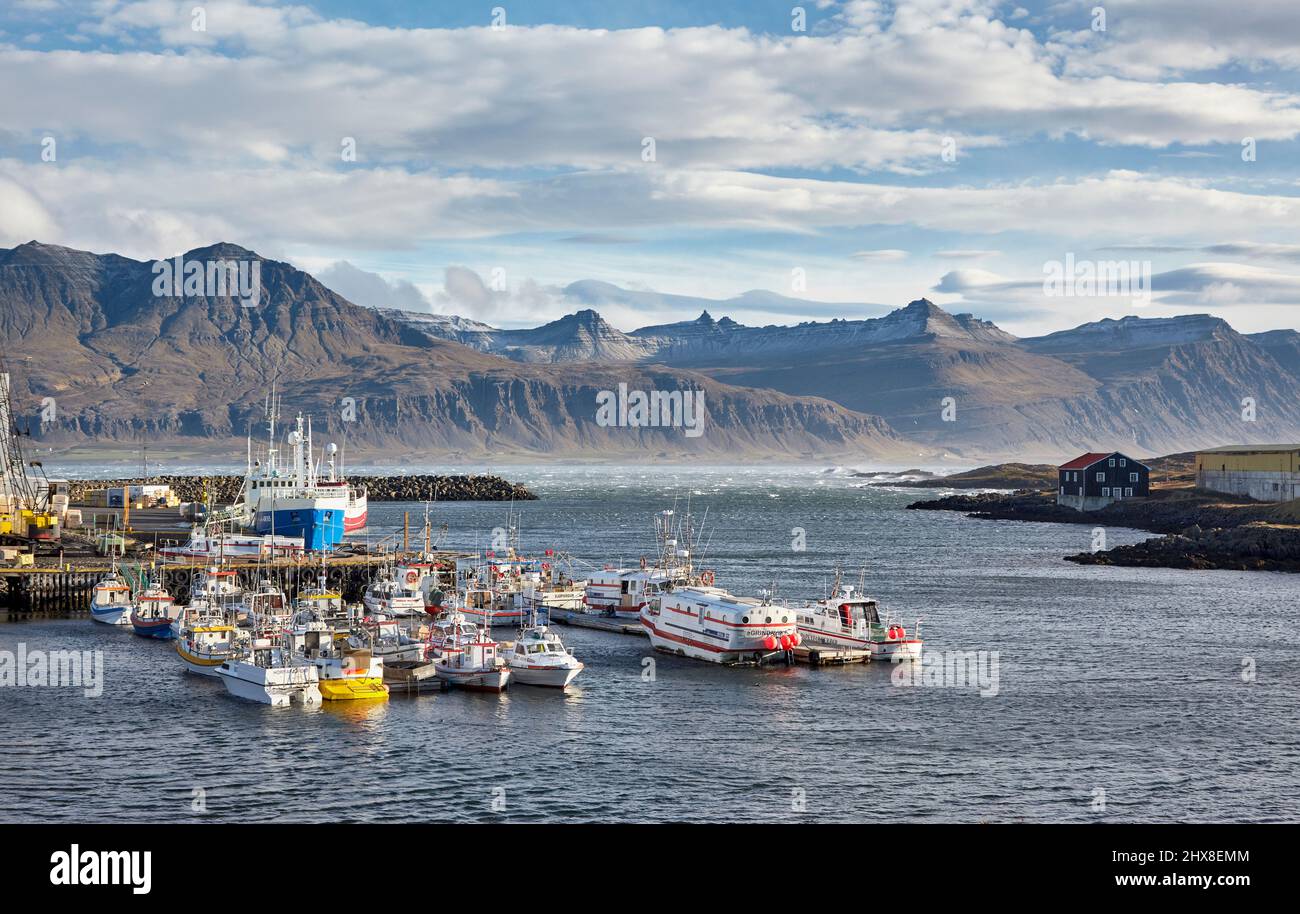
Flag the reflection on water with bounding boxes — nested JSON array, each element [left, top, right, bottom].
[[3, 465, 1299, 822]]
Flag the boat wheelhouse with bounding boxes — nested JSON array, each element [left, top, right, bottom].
[[793, 584, 922, 662]]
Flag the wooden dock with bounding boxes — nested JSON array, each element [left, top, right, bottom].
[[794, 646, 872, 666]]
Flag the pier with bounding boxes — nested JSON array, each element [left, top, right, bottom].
[[0, 552, 472, 614]]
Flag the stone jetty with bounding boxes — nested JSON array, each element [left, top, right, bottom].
[[67, 474, 536, 504]]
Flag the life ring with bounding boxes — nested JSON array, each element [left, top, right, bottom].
[[700, 570, 715, 586], [405, 570, 419, 585]]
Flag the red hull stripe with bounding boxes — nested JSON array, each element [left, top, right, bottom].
[[642, 618, 790, 655]]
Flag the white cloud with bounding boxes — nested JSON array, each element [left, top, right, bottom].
[[315, 261, 432, 312], [850, 249, 909, 261]]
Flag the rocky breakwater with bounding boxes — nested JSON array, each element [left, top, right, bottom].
[[68, 474, 537, 504]]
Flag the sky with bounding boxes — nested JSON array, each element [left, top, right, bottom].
[[2, 0, 1300, 335]]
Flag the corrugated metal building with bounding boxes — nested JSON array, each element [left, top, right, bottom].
[[1195, 444, 1300, 502]]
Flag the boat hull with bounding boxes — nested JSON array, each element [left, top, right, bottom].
[[254, 502, 345, 551], [90, 605, 133, 626], [509, 662, 583, 689], [434, 664, 510, 692], [216, 661, 322, 707], [641, 615, 791, 665], [318, 676, 389, 701], [131, 616, 177, 640], [175, 642, 234, 677]]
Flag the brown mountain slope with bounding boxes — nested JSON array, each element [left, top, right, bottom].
[[0, 242, 916, 459]]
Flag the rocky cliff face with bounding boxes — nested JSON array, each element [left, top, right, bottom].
[[0, 242, 915, 459]]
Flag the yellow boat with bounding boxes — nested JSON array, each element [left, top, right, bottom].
[[315, 647, 389, 701], [176, 623, 244, 677]]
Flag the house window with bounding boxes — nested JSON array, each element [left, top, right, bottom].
[[1102, 487, 1110, 497], [1060, 485, 1065, 495], [1129, 472, 1138, 483], [1119, 458, 1126, 467], [1096, 471, 1105, 481], [1125, 487, 1133, 496], [1109, 458, 1115, 467]]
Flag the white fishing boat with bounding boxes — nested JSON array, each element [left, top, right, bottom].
[[356, 616, 426, 664], [171, 565, 246, 638], [504, 613, 583, 689], [362, 568, 425, 617], [457, 582, 520, 627], [159, 526, 304, 563], [88, 566, 133, 625], [190, 565, 242, 603], [794, 582, 923, 662], [433, 612, 510, 692], [585, 508, 711, 618], [640, 585, 800, 666], [235, 578, 290, 625], [215, 632, 322, 707]]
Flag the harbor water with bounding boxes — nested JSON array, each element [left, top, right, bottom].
[[2, 464, 1297, 822]]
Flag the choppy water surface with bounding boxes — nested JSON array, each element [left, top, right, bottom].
[[2, 464, 1297, 822]]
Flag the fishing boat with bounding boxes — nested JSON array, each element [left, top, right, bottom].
[[317, 442, 368, 532], [640, 585, 800, 665], [284, 607, 388, 701], [88, 566, 134, 626], [793, 581, 923, 662], [215, 631, 322, 707], [356, 616, 426, 664], [457, 581, 521, 627], [585, 508, 710, 618], [159, 526, 304, 563], [235, 578, 290, 626], [176, 619, 248, 676], [503, 612, 583, 689], [362, 567, 425, 617], [130, 582, 180, 640], [231, 398, 362, 551], [433, 612, 510, 692]]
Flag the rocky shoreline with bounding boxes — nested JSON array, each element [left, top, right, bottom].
[[67, 474, 537, 504], [909, 489, 1300, 573], [1065, 523, 1300, 572]]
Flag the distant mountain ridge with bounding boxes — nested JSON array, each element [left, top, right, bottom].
[[382, 284, 1300, 459], [0, 241, 915, 460]]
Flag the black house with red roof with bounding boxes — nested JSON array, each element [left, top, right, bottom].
[[1057, 452, 1149, 511]]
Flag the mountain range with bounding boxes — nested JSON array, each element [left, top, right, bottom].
[[0, 242, 906, 460], [3, 240, 1298, 462]]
